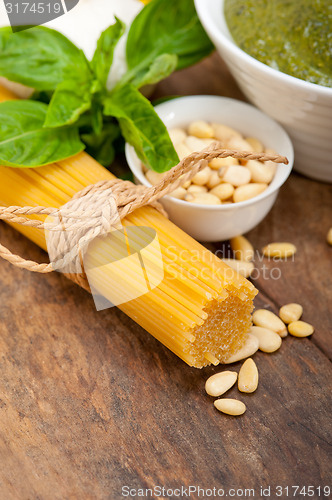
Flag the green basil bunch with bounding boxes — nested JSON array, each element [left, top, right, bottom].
[[0, 0, 214, 171]]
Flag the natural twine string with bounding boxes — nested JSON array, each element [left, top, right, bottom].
[[0, 142, 288, 289]]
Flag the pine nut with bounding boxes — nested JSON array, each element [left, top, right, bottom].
[[169, 128, 187, 145], [250, 326, 282, 353], [222, 165, 251, 186], [262, 242, 297, 259], [192, 166, 212, 186], [211, 123, 242, 142], [206, 171, 221, 189], [233, 183, 268, 203], [246, 160, 275, 184], [188, 120, 214, 139], [238, 358, 258, 393], [227, 136, 252, 151], [224, 334, 259, 363], [175, 142, 191, 161], [187, 185, 208, 194], [170, 187, 187, 200], [245, 137, 264, 152], [214, 399, 246, 416], [209, 157, 239, 170], [145, 170, 167, 186], [185, 192, 221, 205], [222, 258, 254, 278], [252, 309, 288, 337], [185, 135, 207, 153], [210, 183, 234, 201], [230, 235, 254, 262], [179, 174, 191, 189], [288, 321, 314, 337], [327, 228, 332, 246], [264, 148, 278, 175], [279, 303, 303, 324], [203, 138, 217, 148], [205, 371, 237, 397]]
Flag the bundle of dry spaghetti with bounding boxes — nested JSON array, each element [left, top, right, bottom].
[[0, 85, 266, 368]]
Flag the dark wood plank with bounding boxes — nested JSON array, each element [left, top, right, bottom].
[[0, 52, 331, 499]]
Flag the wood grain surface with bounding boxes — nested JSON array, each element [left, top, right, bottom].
[[0, 52, 331, 500]]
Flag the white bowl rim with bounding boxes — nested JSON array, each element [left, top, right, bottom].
[[194, 0, 332, 97], [125, 95, 294, 211]]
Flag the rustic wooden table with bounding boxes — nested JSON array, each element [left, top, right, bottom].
[[0, 53, 331, 500]]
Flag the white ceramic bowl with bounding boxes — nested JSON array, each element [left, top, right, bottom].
[[195, 0, 332, 183], [125, 95, 293, 242]]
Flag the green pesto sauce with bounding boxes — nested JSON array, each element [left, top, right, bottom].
[[224, 0, 332, 87]]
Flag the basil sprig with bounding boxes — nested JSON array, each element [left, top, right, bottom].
[[0, 0, 214, 170]]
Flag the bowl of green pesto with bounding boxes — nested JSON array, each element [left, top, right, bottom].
[[195, 0, 332, 182]]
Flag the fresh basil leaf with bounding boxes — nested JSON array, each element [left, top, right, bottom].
[[0, 100, 84, 167], [44, 79, 94, 128], [91, 18, 125, 87], [130, 53, 178, 88], [0, 26, 92, 90], [104, 84, 179, 173], [81, 122, 120, 167], [126, 0, 214, 74], [91, 99, 104, 136]]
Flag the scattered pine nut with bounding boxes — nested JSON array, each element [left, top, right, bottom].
[[250, 326, 282, 353], [214, 398, 246, 416], [279, 303, 303, 324], [252, 309, 288, 338], [222, 258, 254, 278], [238, 358, 259, 393], [224, 334, 259, 363], [288, 321, 314, 338], [262, 242, 297, 259], [327, 228, 332, 246], [205, 371, 237, 397], [230, 235, 254, 262], [188, 120, 214, 139]]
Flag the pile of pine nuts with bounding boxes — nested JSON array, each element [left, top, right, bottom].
[[207, 302, 314, 416], [143, 120, 278, 204]]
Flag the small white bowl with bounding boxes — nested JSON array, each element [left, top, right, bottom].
[[195, 0, 332, 183], [125, 95, 293, 242]]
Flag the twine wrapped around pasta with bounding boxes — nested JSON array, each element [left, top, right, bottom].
[[0, 142, 288, 289]]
